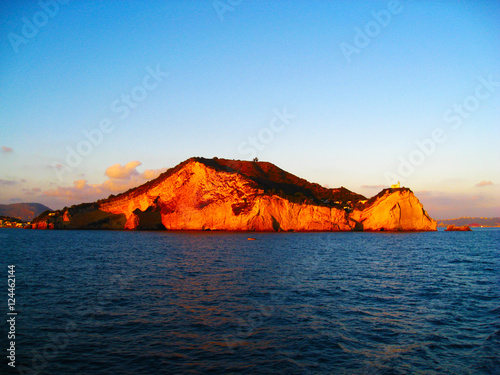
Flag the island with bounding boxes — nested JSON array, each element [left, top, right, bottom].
[[445, 225, 472, 231], [29, 157, 437, 232]]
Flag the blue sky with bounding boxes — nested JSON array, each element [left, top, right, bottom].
[[1, 0, 499, 218]]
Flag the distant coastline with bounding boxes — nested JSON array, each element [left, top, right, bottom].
[[3, 214, 499, 229], [437, 217, 500, 228]]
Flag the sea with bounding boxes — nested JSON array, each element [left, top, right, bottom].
[[1, 228, 499, 375]]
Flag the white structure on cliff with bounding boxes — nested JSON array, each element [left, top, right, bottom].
[[391, 181, 400, 188]]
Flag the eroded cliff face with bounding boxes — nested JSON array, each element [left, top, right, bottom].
[[351, 188, 437, 231], [98, 160, 354, 231], [30, 158, 437, 231]]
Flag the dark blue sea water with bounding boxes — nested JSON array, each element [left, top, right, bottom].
[[1, 228, 499, 374]]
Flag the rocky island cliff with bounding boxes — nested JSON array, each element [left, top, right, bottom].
[[30, 157, 437, 231]]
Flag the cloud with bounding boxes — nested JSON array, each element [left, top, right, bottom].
[[43, 161, 166, 201], [414, 190, 432, 196], [73, 179, 87, 190], [475, 180, 493, 187], [143, 169, 164, 180], [1, 146, 13, 153], [43, 181, 105, 199], [105, 161, 141, 179], [0, 179, 18, 186], [415, 190, 500, 219], [102, 178, 137, 193], [361, 185, 386, 189]]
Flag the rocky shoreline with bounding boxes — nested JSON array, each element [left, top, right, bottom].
[[30, 157, 437, 232]]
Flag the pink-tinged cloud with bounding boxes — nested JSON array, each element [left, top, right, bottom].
[[414, 190, 433, 197], [43, 180, 105, 199], [361, 185, 386, 189], [0, 179, 18, 186], [43, 161, 166, 201], [417, 190, 500, 219], [475, 180, 493, 187], [1, 146, 13, 153]]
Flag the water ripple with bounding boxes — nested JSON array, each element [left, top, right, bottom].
[[1, 228, 499, 374]]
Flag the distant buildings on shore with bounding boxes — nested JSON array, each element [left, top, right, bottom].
[[0, 217, 29, 228]]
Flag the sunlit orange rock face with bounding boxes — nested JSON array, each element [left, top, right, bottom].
[[31, 221, 53, 230], [98, 159, 354, 231], [31, 157, 437, 231], [351, 188, 437, 231]]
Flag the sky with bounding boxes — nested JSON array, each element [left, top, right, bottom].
[[1, 0, 499, 219]]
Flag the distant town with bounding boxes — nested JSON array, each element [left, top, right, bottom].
[[0, 216, 29, 228]]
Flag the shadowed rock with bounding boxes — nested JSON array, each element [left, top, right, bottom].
[[445, 225, 472, 231]]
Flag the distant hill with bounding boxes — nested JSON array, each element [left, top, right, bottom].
[[0, 203, 52, 222], [437, 217, 500, 227]]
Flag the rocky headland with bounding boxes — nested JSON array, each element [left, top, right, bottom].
[[30, 157, 437, 232], [445, 225, 472, 231]]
